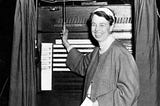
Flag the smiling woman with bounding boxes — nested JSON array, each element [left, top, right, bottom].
[[62, 7, 140, 106]]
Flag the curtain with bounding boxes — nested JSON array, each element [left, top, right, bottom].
[[9, 0, 37, 106], [134, 0, 160, 106]]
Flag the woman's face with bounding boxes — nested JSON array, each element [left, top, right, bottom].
[[91, 14, 112, 43]]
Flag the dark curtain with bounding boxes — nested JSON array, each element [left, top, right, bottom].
[[9, 0, 37, 106], [134, 0, 160, 106]]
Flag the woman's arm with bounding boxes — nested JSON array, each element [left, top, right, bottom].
[[62, 27, 93, 76], [66, 48, 92, 76]]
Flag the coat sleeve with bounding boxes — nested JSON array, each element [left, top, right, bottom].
[[97, 51, 140, 106], [66, 48, 92, 76], [113, 52, 140, 106]]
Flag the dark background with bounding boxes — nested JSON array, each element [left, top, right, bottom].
[[0, 0, 16, 106], [0, 0, 159, 106]]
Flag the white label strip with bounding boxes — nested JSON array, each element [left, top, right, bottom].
[[41, 70, 52, 90], [55, 39, 92, 44], [53, 63, 66, 67], [53, 54, 67, 57], [53, 49, 67, 52], [53, 44, 94, 48], [53, 58, 66, 62], [53, 49, 93, 53], [53, 68, 70, 71], [114, 24, 132, 31], [111, 32, 132, 39]]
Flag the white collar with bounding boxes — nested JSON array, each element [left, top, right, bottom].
[[99, 35, 115, 54]]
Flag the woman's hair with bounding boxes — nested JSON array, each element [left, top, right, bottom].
[[88, 10, 116, 26]]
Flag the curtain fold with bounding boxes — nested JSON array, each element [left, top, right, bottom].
[[9, 0, 37, 106], [134, 0, 160, 106]]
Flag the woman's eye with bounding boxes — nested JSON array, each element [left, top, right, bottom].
[[100, 24, 105, 27]]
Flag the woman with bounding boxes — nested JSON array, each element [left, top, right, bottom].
[[62, 7, 140, 106]]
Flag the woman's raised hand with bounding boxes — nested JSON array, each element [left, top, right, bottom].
[[61, 26, 70, 49]]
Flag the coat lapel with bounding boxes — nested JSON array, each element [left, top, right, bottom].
[[82, 47, 99, 100]]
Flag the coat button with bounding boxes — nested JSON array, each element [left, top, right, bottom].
[[91, 97, 97, 102]]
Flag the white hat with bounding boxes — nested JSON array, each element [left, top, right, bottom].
[[93, 7, 115, 22]]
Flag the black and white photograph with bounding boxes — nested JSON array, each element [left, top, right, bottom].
[[0, 0, 160, 106]]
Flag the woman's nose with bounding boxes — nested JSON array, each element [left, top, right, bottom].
[[95, 25, 100, 31]]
